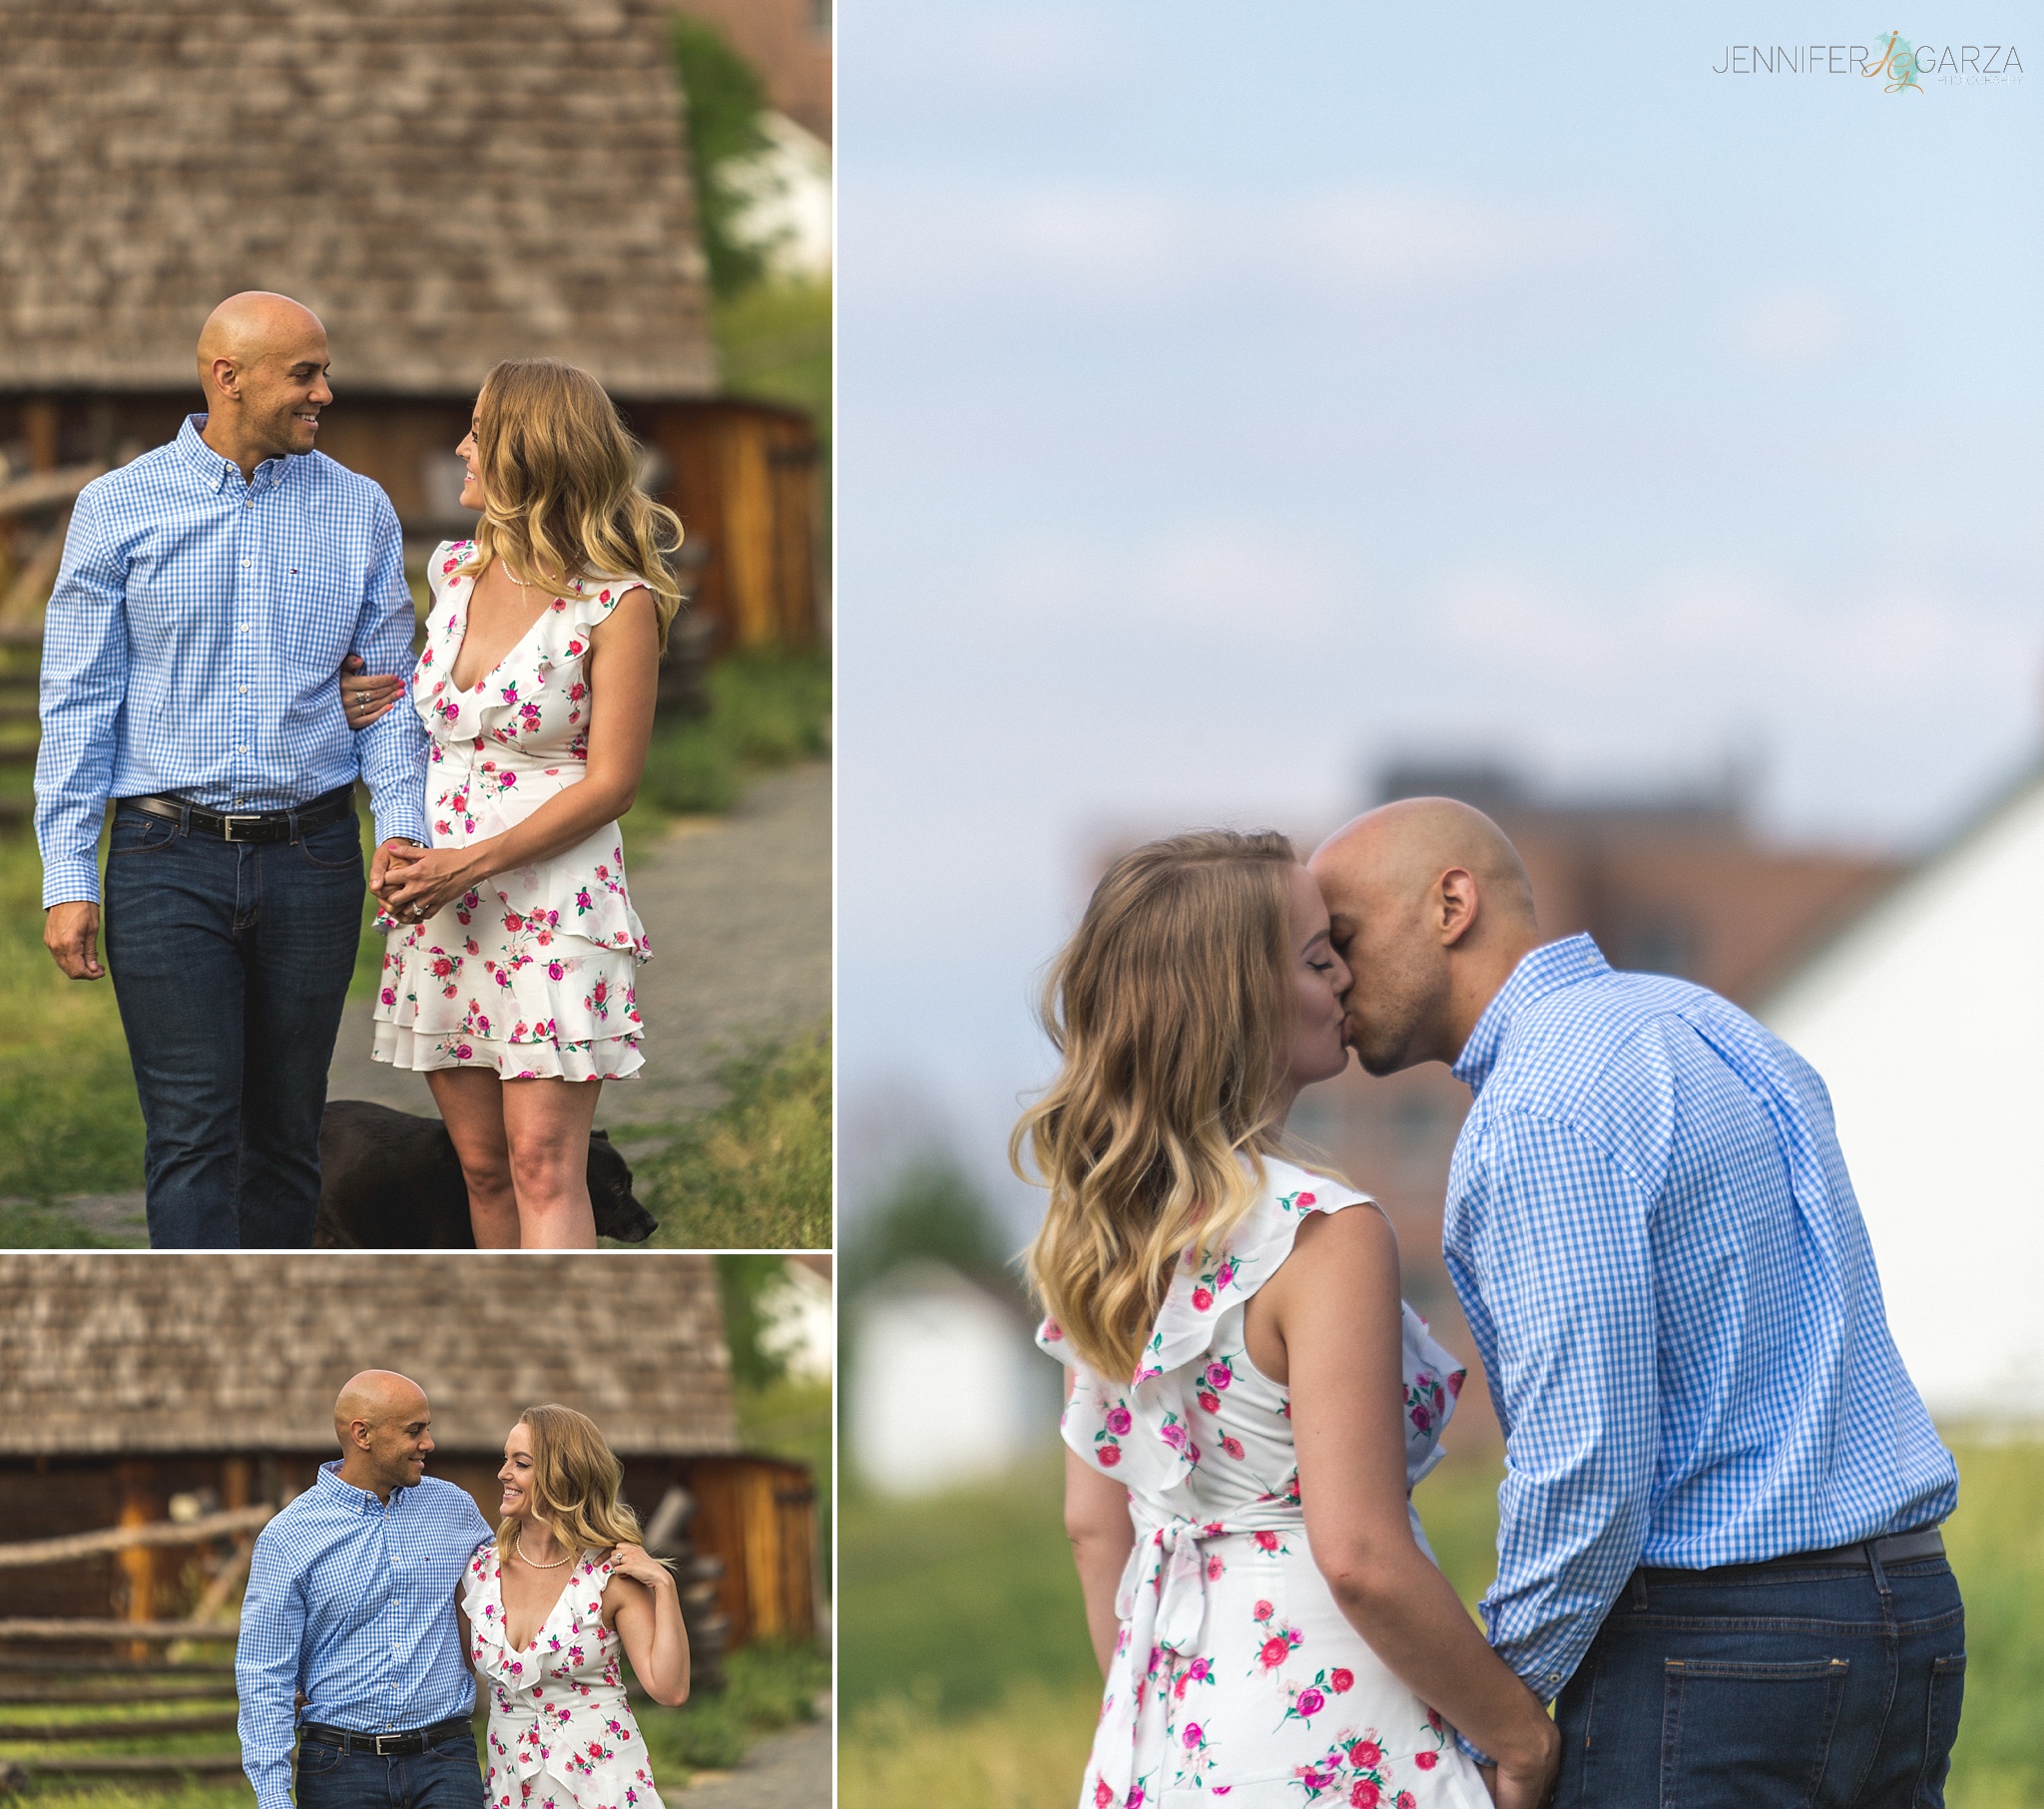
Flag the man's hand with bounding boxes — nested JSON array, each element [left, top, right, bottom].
[[369, 837, 422, 904], [45, 901, 104, 980]]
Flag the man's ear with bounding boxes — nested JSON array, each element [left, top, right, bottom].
[[1436, 867, 1481, 948]]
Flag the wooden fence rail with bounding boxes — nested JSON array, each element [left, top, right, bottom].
[[0, 1506, 273, 1570]]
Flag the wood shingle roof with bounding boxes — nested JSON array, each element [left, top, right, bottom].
[[0, 0, 717, 398], [0, 1255, 737, 1457]]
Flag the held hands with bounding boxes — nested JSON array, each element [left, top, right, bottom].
[[377, 841, 486, 924], [44, 901, 104, 980], [339, 653, 405, 730]]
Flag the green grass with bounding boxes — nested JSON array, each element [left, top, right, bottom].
[[627, 645, 832, 828], [714, 280, 832, 436], [0, 821, 145, 1214], [1, 1643, 826, 1807], [837, 1440, 2044, 1809], [641, 1028, 830, 1248], [636, 1635, 829, 1777]]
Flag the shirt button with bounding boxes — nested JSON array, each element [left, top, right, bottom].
[[239, 684, 249, 693], [242, 558, 252, 568]]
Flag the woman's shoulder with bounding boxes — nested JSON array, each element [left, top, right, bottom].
[[426, 539, 477, 597]]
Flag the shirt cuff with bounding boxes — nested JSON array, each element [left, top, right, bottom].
[[41, 856, 102, 909], [1456, 1731, 1494, 1767], [371, 803, 431, 849]]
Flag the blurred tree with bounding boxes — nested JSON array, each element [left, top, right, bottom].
[[671, 17, 773, 298], [842, 1156, 1018, 1302], [717, 1252, 793, 1389]]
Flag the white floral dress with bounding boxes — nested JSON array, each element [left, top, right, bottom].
[[1040, 1157, 1492, 1809], [372, 540, 650, 1082], [463, 1543, 665, 1809]]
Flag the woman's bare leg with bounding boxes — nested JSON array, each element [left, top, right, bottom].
[[500, 1077, 603, 1249], [426, 1068, 520, 1248]]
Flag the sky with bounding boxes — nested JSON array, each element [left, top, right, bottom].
[[835, 1, 2044, 1225]]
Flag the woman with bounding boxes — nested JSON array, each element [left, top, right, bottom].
[[1015, 830, 1560, 1809], [462, 1404, 690, 1809], [343, 357, 681, 1248]]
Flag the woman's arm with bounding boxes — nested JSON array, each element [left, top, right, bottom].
[[604, 1543, 691, 1707], [1064, 1374, 1136, 1676], [1265, 1207, 1559, 1808], [380, 588, 661, 919]]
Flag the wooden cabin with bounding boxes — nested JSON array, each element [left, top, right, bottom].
[[0, 0, 821, 660], [0, 1254, 818, 1653]]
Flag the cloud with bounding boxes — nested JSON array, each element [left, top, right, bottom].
[[982, 520, 1355, 634], [1726, 284, 1853, 364], [855, 182, 1616, 305]]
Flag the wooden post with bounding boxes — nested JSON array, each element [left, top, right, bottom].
[[22, 401, 60, 473], [115, 1464, 159, 1663]]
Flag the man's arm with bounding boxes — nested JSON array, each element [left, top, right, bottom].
[[350, 504, 429, 854], [34, 491, 128, 915], [236, 1530, 307, 1809], [1448, 1111, 1660, 1705]]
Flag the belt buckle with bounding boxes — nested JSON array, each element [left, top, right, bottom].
[[373, 1733, 404, 1757], [221, 813, 263, 843]]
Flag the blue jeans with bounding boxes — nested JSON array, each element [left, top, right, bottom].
[[294, 1730, 484, 1809], [1556, 1551, 1965, 1807], [102, 803, 363, 1247]]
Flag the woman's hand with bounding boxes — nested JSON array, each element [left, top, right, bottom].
[[379, 842, 489, 922], [1491, 1728, 1561, 1809], [340, 652, 405, 730], [607, 1544, 676, 1591]]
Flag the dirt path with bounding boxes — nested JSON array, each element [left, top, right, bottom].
[[678, 1719, 832, 1805], [32, 762, 830, 1245]]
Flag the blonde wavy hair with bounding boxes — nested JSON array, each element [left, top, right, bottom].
[[1015, 829, 1300, 1380], [496, 1404, 651, 1566], [457, 358, 687, 651]]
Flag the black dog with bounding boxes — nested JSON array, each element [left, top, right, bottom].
[[315, 1100, 658, 1247]]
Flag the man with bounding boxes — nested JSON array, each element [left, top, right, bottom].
[[1308, 798, 1964, 1805], [237, 1370, 490, 1809], [36, 291, 428, 1247]]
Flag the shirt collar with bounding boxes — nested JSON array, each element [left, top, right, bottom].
[[318, 1458, 408, 1514], [1450, 932, 1611, 1097], [173, 412, 295, 495]]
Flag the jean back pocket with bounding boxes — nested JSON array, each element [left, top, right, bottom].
[[1662, 1655, 1849, 1808]]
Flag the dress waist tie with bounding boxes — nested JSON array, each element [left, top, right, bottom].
[[1095, 1511, 1296, 1809]]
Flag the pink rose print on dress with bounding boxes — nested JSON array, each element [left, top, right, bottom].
[[1329, 1668, 1353, 1693], [1412, 1751, 1437, 1771], [1220, 1436, 1246, 1460], [1191, 1286, 1215, 1310], [1198, 1390, 1221, 1413]]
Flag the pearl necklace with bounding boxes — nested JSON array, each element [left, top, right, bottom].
[[515, 1533, 573, 1569]]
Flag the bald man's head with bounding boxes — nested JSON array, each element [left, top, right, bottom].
[[1306, 798, 1541, 1076], [195, 291, 332, 471], [332, 1370, 434, 1500]]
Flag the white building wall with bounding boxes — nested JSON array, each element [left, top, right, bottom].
[[1764, 770, 2044, 1421], [849, 1264, 1050, 1496]]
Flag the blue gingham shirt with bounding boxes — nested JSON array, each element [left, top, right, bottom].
[[35, 414, 430, 907], [1443, 935, 1957, 1708], [237, 1463, 491, 1809]]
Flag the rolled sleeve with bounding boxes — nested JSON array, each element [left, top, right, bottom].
[[1447, 1111, 1659, 1700], [236, 1527, 308, 1809], [350, 507, 430, 848], [33, 493, 129, 907]]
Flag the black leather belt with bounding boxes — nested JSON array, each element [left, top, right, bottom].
[[299, 1716, 473, 1757], [1645, 1527, 1945, 1580], [118, 784, 357, 845]]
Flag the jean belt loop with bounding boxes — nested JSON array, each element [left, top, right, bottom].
[[177, 798, 192, 834], [1629, 1569, 1649, 1611], [1867, 1540, 1890, 1597], [287, 806, 300, 844]]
